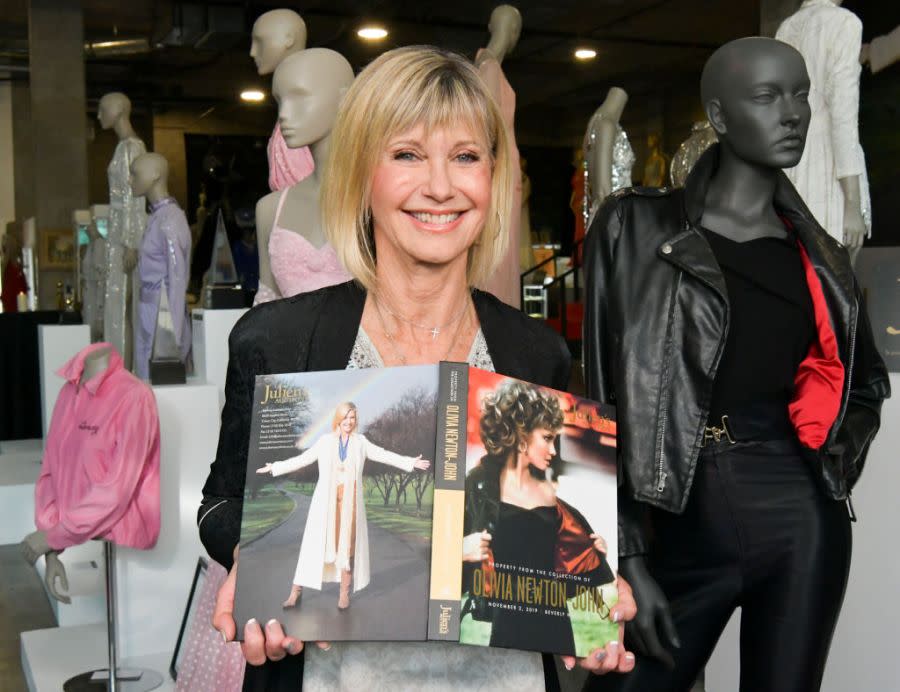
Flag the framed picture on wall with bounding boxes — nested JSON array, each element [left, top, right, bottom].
[[39, 228, 76, 270]]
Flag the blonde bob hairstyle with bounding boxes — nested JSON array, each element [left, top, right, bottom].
[[331, 402, 358, 432], [321, 45, 515, 291]]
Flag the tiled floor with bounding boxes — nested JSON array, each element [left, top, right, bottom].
[[1, 544, 56, 692]]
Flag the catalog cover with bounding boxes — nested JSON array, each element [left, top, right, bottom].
[[430, 364, 619, 657], [233, 366, 438, 642]]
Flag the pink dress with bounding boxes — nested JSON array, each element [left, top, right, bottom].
[[267, 123, 315, 192], [476, 49, 522, 309], [253, 188, 351, 305], [35, 343, 160, 551]]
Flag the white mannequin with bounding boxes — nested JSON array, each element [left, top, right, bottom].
[[254, 49, 354, 300], [98, 92, 147, 368], [476, 4, 522, 68], [21, 346, 112, 603], [777, 0, 869, 262], [131, 152, 169, 206], [249, 9, 307, 75], [584, 87, 629, 210]]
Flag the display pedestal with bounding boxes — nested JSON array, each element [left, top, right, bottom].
[[113, 382, 218, 660], [705, 372, 900, 691], [20, 625, 174, 692], [38, 324, 91, 440], [190, 308, 247, 405]]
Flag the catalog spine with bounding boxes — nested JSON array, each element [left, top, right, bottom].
[[427, 361, 469, 641]]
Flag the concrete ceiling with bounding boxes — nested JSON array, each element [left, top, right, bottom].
[[1, 0, 765, 144]]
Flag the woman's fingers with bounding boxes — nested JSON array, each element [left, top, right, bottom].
[[212, 562, 238, 642], [264, 619, 288, 661], [612, 575, 638, 624], [241, 619, 267, 666]]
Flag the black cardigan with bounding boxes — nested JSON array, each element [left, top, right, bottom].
[[198, 280, 572, 571]]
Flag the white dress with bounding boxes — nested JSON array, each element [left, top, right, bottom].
[[776, 0, 872, 242]]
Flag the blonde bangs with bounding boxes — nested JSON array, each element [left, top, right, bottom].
[[322, 46, 516, 291]]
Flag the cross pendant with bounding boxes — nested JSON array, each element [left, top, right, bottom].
[[430, 327, 440, 340]]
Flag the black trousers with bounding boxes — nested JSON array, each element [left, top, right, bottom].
[[586, 438, 852, 692]]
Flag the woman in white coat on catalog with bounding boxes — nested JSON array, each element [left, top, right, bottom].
[[257, 401, 430, 610]]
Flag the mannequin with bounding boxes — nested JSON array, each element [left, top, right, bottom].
[[583, 37, 889, 692], [98, 92, 147, 367], [130, 152, 191, 380], [20, 346, 111, 603], [81, 219, 108, 341], [254, 49, 354, 304], [862, 25, 900, 73], [250, 9, 315, 192], [476, 4, 523, 308], [669, 120, 717, 188], [777, 0, 870, 262], [582, 87, 634, 225], [641, 133, 668, 187]]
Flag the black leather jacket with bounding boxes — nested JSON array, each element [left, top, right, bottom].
[[583, 145, 890, 557]]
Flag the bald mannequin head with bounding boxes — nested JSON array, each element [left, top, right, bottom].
[[250, 9, 307, 75], [701, 37, 811, 169], [272, 48, 354, 149], [486, 5, 522, 62], [97, 92, 131, 130], [130, 152, 169, 202]]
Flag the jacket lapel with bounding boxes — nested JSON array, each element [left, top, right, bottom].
[[305, 281, 367, 372], [658, 225, 728, 304]]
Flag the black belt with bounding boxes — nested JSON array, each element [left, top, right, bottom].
[[702, 400, 795, 447]]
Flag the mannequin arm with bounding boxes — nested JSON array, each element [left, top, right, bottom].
[[254, 195, 280, 301], [44, 552, 71, 604], [838, 176, 866, 250], [619, 555, 680, 668], [123, 247, 139, 273], [21, 529, 52, 565], [586, 121, 614, 211]]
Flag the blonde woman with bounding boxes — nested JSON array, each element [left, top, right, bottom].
[[257, 401, 429, 610], [199, 46, 635, 690]]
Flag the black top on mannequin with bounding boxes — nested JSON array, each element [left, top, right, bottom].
[[620, 37, 815, 668]]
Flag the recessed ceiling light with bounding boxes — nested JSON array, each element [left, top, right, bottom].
[[240, 89, 265, 103], [358, 26, 388, 40], [575, 48, 597, 60]]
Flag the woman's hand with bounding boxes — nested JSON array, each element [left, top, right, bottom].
[[256, 463, 274, 475], [462, 530, 492, 562], [590, 533, 608, 555], [560, 575, 637, 675], [412, 455, 431, 471], [213, 547, 327, 664]]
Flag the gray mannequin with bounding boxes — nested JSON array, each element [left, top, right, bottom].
[[253, 49, 354, 303], [583, 37, 888, 692], [20, 348, 112, 604], [582, 87, 634, 225], [98, 92, 147, 366]]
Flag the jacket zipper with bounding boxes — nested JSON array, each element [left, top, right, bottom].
[[655, 272, 681, 493]]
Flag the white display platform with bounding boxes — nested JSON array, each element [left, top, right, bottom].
[[37, 324, 91, 440], [706, 372, 900, 691], [113, 381, 219, 660], [21, 624, 174, 692], [35, 541, 105, 627], [0, 437, 41, 544], [191, 308, 247, 405]]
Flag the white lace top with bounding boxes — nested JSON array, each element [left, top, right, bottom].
[[301, 326, 546, 691]]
